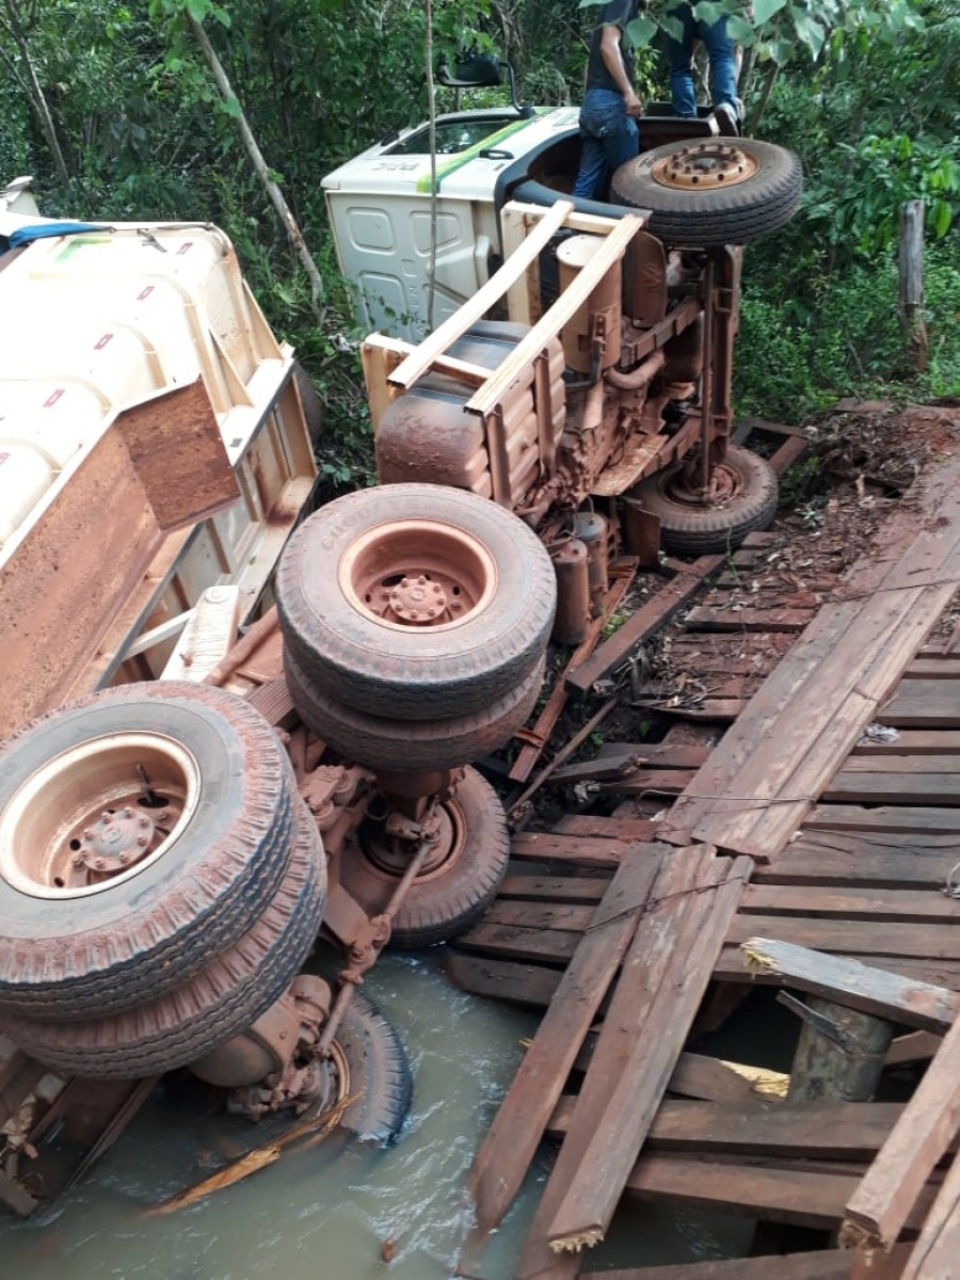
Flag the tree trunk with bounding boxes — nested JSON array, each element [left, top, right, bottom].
[[1, 0, 70, 186], [899, 199, 928, 375], [187, 14, 326, 314]]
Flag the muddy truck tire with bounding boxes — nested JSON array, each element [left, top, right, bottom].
[[0, 800, 326, 1078], [335, 993, 413, 1145], [340, 766, 510, 949], [285, 649, 545, 774], [0, 682, 301, 1022], [629, 445, 779, 554], [612, 137, 803, 246], [276, 483, 556, 722]]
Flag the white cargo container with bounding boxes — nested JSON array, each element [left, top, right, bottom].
[[0, 179, 317, 737]]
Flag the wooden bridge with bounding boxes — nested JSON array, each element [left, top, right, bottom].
[[448, 445, 960, 1278]]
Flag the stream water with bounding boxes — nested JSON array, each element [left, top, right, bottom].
[[0, 955, 753, 1279]]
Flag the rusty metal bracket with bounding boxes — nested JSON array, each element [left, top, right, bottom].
[[776, 991, 861, 1055]]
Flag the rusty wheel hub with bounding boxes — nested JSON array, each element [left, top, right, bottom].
[[0, 732, 198, 899], [388, 574, 449, 623], [339, 518, 497, 631], [77, 806, 157, 875], [361, 798, 462, 880], [652, 141, 758, 191], [667, 457, 745, 508]]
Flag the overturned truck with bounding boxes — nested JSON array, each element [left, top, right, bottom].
[[0, 111, 801, 1216]]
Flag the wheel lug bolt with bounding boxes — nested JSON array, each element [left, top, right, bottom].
[[136, 836, 149, 848], [72, 854, 85, 867], [417, 575, 426, 585], [139, 816, 149, 828], [94, 858, 106, 870], [100, 813, 111, 823], [83, 829, 93, 840], [427, 608, 436, 617], [123, 807, 134, 819], [119, 853, 130, 865]]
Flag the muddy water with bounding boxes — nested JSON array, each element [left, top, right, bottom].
[[1, 956, 751, 1279]]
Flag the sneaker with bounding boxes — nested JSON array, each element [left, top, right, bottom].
[[714, 101, 740, 137]]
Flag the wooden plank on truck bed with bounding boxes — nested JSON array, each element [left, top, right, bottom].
[[388, 199, 574, 390], [466, 215, 645, 419]]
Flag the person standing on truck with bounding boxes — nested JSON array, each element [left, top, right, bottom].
[[572, 0, 642, 202], [665, 2, 740, 135]]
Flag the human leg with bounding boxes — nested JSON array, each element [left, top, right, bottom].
[[667, 3, 698, 117], [573, 89, 637, 199], [698, 15, 738, 110]]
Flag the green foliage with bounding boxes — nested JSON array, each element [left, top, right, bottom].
[[2, 0, 957, 474], [806, 134, 960, 257], [735, 238, 960, 423]]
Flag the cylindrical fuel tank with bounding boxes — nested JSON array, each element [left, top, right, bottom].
[[375, 320, 569, 508], [574, 510, 609, 617], [556, 234, 622, 373], [551, 537, 591, 646]]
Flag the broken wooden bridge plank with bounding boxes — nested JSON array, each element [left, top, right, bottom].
[[471, 846, 667, 1232], [542, 853, 752, 1260]]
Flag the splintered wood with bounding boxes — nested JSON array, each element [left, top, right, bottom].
[[468, 845, 751, 1277]]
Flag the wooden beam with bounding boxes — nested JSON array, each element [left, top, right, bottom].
[[471, 848, 666, 1231], [897, 1147, 960, 1280], [566, 555, 723, 697], [843, 1005, 960, 1250], [466, 214, 645, 418], [739, 938, 960, 1033], [388, 198, 574, 390], [584, 1244, 911, 1280], [545, 854, 752, 1258]]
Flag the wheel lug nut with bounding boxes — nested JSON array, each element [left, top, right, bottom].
[[417, 575, 426, 585], [139, 816, 149, 828], [94, 858, 106, 870], [136, 836, 149, 848], [119, 853, 130, 865], [83, 829, 93, 840], [123, 807, 134, 819], [100, 813, 111, 823], [72, 854, 85, 867]]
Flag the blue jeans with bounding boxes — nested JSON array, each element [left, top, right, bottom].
[[666, 5, 738, 117], [573, 88, 640, 201]]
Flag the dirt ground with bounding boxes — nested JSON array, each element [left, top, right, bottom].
[[506, 399, 960, 826]]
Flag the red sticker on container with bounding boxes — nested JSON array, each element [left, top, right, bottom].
[[176, 242, 193, 255], [43, 389, 65, 408], [138, 285, 154, 301], [94, 333, 113, 350]]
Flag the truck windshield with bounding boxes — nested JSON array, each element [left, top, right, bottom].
[[385, 118, 513, 157]]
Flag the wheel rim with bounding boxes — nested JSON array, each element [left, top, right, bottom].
[[338, 518, 498, 633], [662, 458, 745, 509], [359, 795, 466, 882], [0, 732, 200, 899], [652, 141, 759, 192], [316, 1038, 351, 1111]]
